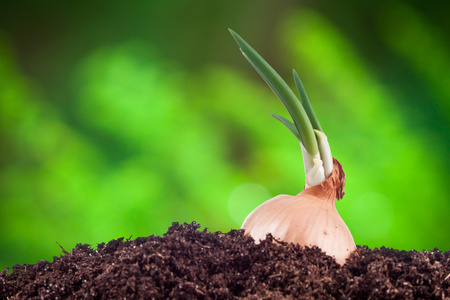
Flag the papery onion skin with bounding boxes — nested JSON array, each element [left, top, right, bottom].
[[241, 158, 356, 265]]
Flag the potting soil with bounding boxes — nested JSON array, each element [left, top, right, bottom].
[[1, 222, 449, 299]]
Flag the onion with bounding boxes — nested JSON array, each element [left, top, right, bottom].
[[242, 158, 356, 265], [229, 29, 356, 265]]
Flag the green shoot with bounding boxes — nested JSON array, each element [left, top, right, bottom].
[[270, 113, 302, 143], [228, 29, 319, 156], [293, 70, 322, 132]]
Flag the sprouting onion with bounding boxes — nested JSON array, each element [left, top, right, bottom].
[[229, 29, 356, 264]]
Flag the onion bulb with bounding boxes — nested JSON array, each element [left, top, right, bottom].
[[229, 29, 356, 265], [242, 158, 356, 265]]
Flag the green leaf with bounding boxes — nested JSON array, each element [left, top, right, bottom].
[[293, 69, 322, 131], [270, 113, 303, 142], [229, 28, 318, 155]]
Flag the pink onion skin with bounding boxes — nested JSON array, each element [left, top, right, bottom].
[[241, 158, 356, 265]]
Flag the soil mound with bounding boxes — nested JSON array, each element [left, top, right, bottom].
[[1, 222, 449, 299]]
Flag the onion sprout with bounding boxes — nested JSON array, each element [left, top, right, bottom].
[[229, 29, 356, 264]]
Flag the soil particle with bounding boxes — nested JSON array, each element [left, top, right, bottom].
[[1, 222, 449, 299]]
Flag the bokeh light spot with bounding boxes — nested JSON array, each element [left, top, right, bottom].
[[227, 183, 271, 226]]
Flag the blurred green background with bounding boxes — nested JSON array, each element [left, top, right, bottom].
[[1, 1, 449, 271]]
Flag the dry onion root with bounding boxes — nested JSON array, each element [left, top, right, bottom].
[[229, 29, 356, 264]]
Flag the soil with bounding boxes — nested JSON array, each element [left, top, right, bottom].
[[1, 222, 449, 299]]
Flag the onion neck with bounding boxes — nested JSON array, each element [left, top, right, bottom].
[[301, 158, 346, 203]]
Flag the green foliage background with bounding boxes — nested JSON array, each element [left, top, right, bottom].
[[1, 1, 449, 270]]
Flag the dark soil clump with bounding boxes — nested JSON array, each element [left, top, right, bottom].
[[1, 222, 449, 299]]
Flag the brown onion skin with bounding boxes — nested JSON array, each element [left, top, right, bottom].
[[241, 158, 356, 265]]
